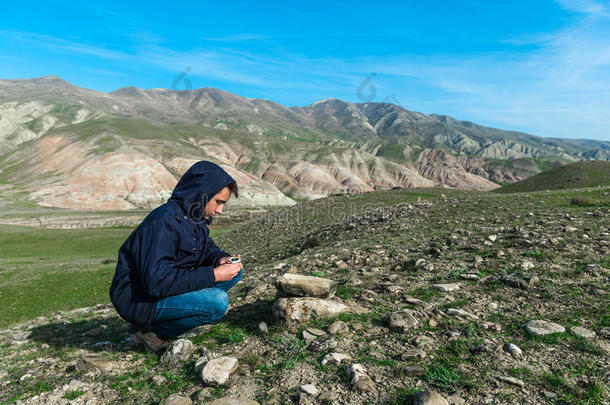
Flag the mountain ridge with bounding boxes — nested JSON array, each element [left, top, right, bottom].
[[0, 76, 608, 212]]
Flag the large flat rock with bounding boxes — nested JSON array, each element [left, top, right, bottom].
[[275, 273, 337, 297], [272, 297, 367, 322]]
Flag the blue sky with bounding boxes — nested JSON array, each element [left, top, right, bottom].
[[1, 1, 609, 141]]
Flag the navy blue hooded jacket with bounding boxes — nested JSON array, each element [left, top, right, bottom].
[[109, 161, 235, 326]]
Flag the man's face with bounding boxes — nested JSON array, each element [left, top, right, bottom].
[[204, 186, 231, 219]]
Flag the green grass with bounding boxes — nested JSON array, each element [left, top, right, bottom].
[[0, 224, 229, 327], [495, 161, 610, 193]]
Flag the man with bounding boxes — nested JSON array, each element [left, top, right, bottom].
[[110, 160, 243, 353]]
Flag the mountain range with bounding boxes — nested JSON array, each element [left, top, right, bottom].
[[0, 76, 608, 211]]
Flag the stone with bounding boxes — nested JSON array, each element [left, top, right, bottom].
[[524, 320, 565, 335], [160, 394, 192, 405], [161, 338, 195, 364], [460, 273, 480, 280], [195, 356, 208, 373], [201, 357, 238, 386], [497, 376, 525, 388], [387, 309, 419, 332], [272, 297, 367, 322], [258, 322, 269, 334], [75, 355, 113, 372], [571, 326, 596, 339], [446, 308, 479, 320], [413, 335, 435, 348], [387, 285, 403, 293], [306, 327, 326, 336], [328, 320, 349, 334], [404, 297, 426, 306], [207, 399, 259, 405], [152, 375, 167, 385], [402, 366, 426, 376], [432, 283, 460, 292], [321, 352, 352, 366], [410, 390, 449, 405], [308, 336, 337, 352], [300, 384, 318, 396], [446, 395, 466, 405], [347, 364, 375, 392], [302, 330, 318, 343], [275, 273, 337, 297], [401, 349, 427, 360], [488, 302, 498, 310], [488, 234, 498, 242], [62, 379, 85, 391], [500, 273, 528, 289], [503, 343, 523, 358]]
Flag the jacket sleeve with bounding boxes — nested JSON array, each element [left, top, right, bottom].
[[134, 218, 215, 298], [202, 235, 230, 267]]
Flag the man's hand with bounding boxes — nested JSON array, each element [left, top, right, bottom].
[[218, 254, 240, 266], [213, 261, 242, 282]]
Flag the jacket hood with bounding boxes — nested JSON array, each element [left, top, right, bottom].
[[168, 161, 235, 224]]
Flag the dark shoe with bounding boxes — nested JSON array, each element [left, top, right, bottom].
[[129, 325, 172, 354]]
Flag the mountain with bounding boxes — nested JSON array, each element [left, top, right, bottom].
[[0, 76, 608, 212], [494, 161, 610, 193]]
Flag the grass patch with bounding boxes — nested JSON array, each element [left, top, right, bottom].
[[191, 323, 248, 347]]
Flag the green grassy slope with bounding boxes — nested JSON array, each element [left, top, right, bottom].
[[494, 160, 610, 193]]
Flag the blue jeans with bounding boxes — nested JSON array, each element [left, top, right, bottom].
[[149, 268, 243, 338]]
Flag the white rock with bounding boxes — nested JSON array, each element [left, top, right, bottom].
[[571, 326, 596, 339], [410, 390, 449, 405], [206, 398, 259, 405], [201, 357, 238, 386], [321, 352, 352, 366], [161, 338, 195, 364], [275, 273, 337, 297], [446, 308, 479, 320], [498, 376, 525, 388], [160, 394, 192, 405], [432, 283, 460, 292], [300, 384, 318, 396], [524, 320, 565, 335], [152, 375, 167, 385], [328, 320, 349, 334], [347, 363, 375, 392], [258, 322, 268, 334], [272, 297, 367, 322], [503, 343, 523, 358]]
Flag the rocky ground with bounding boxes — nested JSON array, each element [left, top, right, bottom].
[[1, 187, 608, 404]]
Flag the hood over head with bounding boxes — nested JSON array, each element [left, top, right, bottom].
[[168, 161, 235, 223]]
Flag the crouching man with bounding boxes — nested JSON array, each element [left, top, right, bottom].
[[109, 161, 243, 353]]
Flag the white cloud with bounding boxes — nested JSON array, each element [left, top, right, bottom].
[[556, 0, 608, 16]]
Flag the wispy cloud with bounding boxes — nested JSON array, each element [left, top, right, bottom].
[[556, 0, 608, 16], [198, 34, 268, 42]]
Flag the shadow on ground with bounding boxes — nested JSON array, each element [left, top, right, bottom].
[[27, 300, 275, 352]]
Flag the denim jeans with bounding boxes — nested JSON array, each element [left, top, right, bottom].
[[149, 268, 243, 338]]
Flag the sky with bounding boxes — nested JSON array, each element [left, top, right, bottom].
[[1, 0, 609, 141]]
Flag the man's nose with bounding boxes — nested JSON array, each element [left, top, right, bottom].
[[216, 204, 223, 214]]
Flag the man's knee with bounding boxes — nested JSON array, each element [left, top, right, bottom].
[[192, 288, 228, 321]]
